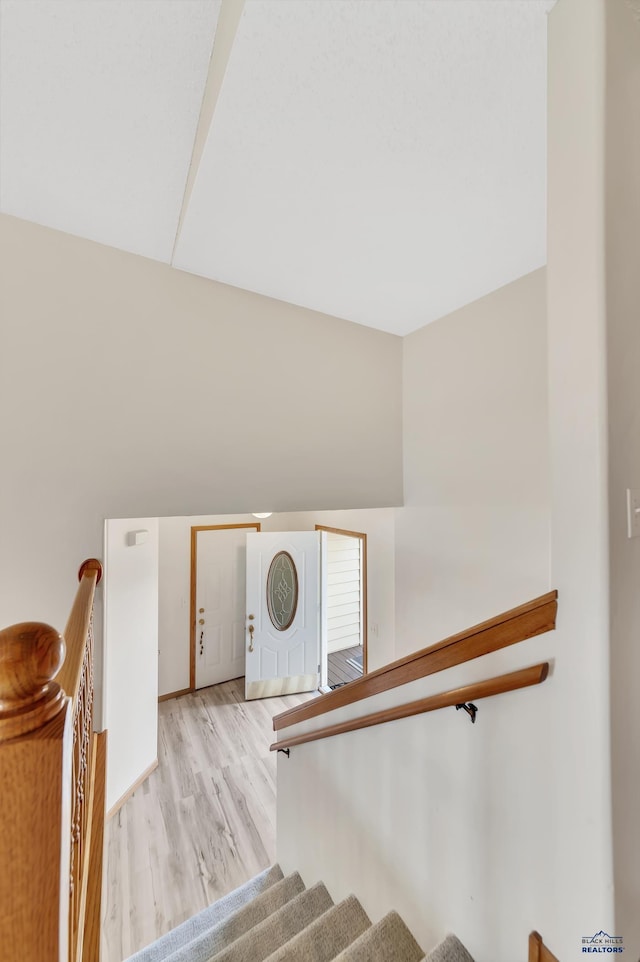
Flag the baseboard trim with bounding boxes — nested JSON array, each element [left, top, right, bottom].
[[106, 759, 158, 820], [158, 687, 192, 703]]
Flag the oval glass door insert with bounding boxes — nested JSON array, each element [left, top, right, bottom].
[[266, 551, 298, 631]]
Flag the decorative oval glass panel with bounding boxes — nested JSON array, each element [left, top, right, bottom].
[[266, 551, 298, 631]]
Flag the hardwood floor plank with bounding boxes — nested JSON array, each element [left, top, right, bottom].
[[102, 678, 317, 961]]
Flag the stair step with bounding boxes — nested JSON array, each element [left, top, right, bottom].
[[423, 934, 476, 962], [208, 881, 334, 962], [332, 910, 424, 962], [125, 865, 284, 962], [159, 873, 306, 962], [262, 895, 371, 962]]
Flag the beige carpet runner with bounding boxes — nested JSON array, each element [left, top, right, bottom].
[[126, 865, 475, 962]]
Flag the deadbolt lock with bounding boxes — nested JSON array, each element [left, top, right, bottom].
[[199, 608, 204, 613], [248, 614, 255, 620], [199, 618, 205, 625]]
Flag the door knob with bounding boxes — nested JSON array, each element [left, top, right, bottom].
[[248, 623, 255, 652], [199, 618, 205, 625]]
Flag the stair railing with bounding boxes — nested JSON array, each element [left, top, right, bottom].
[[272, 591, 557, 752], [273, 590, 558, 735], [529, 931, 561, 962], [0, 559, 105, 962], [271, 662, 550, 753]]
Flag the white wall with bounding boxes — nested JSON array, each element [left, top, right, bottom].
[[279, 270, 554, 962], [104, 517, 159, 812], [546, 0, 614, 946], [158, 507, 396, 696], [278, 641, 561, 961], [395, 268, 550, 657], [605, 0, 640, 945]]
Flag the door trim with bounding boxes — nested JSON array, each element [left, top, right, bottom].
[[315, 525, 368, 675], [189, 523, 261, 691]]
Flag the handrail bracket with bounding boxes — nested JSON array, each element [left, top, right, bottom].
[[455, 702, 478, 724]]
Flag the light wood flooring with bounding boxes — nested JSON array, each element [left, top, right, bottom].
[[327, 645, 363, 688], [102, 678, 317, 962]]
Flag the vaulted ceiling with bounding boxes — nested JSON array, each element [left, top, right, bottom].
[[0, 0, 556, 335]]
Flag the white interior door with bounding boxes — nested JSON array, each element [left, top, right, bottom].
[[245, 531, 320, 700], [195, 526, 256, 689]]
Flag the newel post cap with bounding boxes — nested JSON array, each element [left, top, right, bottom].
[[0, 622, 67, 740]]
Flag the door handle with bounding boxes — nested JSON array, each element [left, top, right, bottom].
[[199, 630, 204, 656], [248, 623, 255, 652]]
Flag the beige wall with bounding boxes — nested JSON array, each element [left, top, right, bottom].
[[395, 268, 550, 657], [605, 0, 640, 945], [546, 0, 615, 944], [278, 270, 555, 961], [0, 213, 402, 638]]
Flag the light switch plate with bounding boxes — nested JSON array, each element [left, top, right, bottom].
[[627, 489, 640, 538]]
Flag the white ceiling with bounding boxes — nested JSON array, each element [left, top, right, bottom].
[[0, 0, 220, 261], [0, 0, 556, 335]]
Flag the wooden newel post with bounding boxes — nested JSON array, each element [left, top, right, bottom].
[[0, 621, 72, 962]]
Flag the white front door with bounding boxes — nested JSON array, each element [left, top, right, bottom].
[[245, 531, 320, 700], [195, 526, 257, 689]]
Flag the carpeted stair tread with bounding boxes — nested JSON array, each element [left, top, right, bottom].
[[423, 934, 476, 962], [126, 865, 284, 962], [205, 882, 334, 962], [332, 910, 424, 962], [160, 872, 306, 962], [262, 894, 372, 962]]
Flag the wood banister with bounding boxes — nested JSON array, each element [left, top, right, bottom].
[[0, 622, 72, 961], [529, 931, 560, 962], [59, 558, 103, 962], [271, 663, 549, 752], [0, 558, 105, 962], [56, 558, 102, 708], [273, 590, 558, 732]]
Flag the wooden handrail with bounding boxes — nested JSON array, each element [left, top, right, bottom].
[[58, 558, 103, 962], [271, 663, 549, 752], [273, 590, 557, 732], [529, 931, 560, 962], [56, 558, 102, 708], [0, 558, 106, 962]]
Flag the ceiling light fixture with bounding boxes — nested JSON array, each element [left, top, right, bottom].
[[252, 512, 272, 519]]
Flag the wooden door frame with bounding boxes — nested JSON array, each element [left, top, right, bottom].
[[190, 523, 261, 691], [315, 525, 368, 675]]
